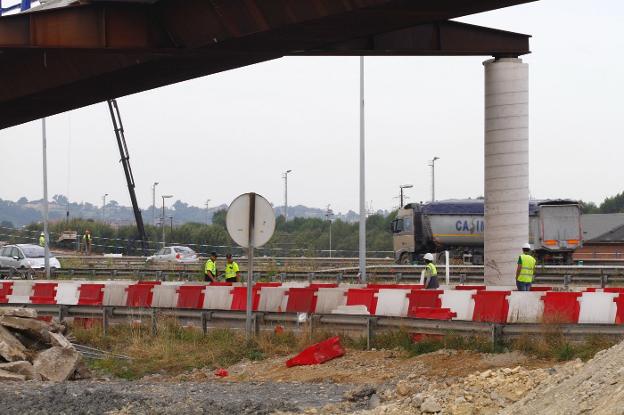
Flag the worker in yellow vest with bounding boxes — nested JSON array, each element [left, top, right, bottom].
[[204, 252, 217, 283], [82, 229, 92, 255], [423, 253, 439, 289], [39, 232, 46, 247], [515, 243, 536, 291], [224, 253, 240, 283]]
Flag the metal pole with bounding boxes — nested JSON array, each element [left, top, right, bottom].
[[431, 157, 439, 202], [445, 250, 450, 285], [329, 219, 332, 258], [161, 196, 165, 248], [284, 173, 288, 221], [102, 193, 108, 223], [42, 118, 50, 279], [205, 199, 211, 225], [359, 56, 367, 281], [246, 193, 256, 339], [400, 187, 404, 207], [152, 182, 158, 226]]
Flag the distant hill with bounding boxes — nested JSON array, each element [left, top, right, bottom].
[[0, 195, 384, 228]]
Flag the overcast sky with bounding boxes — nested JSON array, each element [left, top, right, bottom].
[[1, 0, 623, 215]]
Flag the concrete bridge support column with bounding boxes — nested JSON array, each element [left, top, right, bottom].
[[483, 57, 529, 286]]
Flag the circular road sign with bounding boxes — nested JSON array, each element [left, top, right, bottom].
[[226, 193, 275, 248]]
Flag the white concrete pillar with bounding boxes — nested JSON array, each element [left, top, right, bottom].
[[483, 57, 529, 286]]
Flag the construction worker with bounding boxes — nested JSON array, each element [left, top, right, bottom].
[[39, 232, 46, 247], [82, 230, 92, 255], [516, 243, 536, 291], [224, 253, 240, 283], [423, 253, 439, 289], [204, 252, 217, 283]]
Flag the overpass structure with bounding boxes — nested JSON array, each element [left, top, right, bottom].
[[0, 0, 536, 285]]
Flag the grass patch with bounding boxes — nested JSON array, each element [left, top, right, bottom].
[[72, 318, 309, 380], [511, 331, 615, 361]]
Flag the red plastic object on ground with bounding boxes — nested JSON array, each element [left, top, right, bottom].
[[176, 285, 206, 309], [77, 284, 105, 306], [530, 286, 552, 292], [614, 295, 624, 324], [30, 282, 58, 304], [0, 282, 14, 303], [541, 292, 582, 324], [409, 307, 456, 320], [125, 284, 154, 307], [73, 317, 101, 329], [285, 287, 319, 313], [472, 291, 511, 323], [345, 288, 379, 314], [410, 333, 445, 343], [214, 368, 229, 377], [455, 285, 486, 291], [407, 289, 443, 309], [230, 287, 261, 311], [286, 336, 345, 367]]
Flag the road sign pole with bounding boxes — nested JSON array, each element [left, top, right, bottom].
[[246, 193, 256, 339]]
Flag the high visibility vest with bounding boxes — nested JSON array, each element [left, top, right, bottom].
[[83, 234, 92, 242], [518, 254, 536, 283], [204, 259, 217, 276], [39, 236, 45, 247], [224, 262, 239, 280], [426, 262, 437, 277]]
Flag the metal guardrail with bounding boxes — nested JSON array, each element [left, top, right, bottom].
[[16, 304, 624, 349]]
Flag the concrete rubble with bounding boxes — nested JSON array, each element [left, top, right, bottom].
[[0, 307, 87, 382]]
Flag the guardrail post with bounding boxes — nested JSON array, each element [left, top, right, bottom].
[[308, 272, 314, 284], [491, 324, 503, 348], [253, 313, 263, 336], [102, 306, 112, 336], [58, 305, 68, 323], [564, 275, 571, 290], [601, 273, 609, 288], [201, 311, 212, 336], [395, 273, 402, 283], [309, 314, 320, 341], [366, 317, 377, 350], [150, 309, 158, 336]]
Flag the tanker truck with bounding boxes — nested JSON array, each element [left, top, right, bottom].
[[391, 199, 582, 265]]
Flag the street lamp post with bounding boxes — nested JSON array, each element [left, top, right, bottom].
[[152, 182, 159, 226], [102, 193, 108, 223], [325, 205, 334, 258], [359, 56, 367, 281], [429, 157, 440, 202], [282, 169, 292, 221], [399, 184, 413, 208], [42, 118, 50, 279], [161, 195, 173, 247]]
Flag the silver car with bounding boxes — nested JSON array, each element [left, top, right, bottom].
[[146, 246, 198, 264], [0, 244, 61, 270]]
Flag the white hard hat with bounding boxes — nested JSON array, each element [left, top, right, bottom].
[[423, 253, 434, 261], [522, 243, 531, 250]]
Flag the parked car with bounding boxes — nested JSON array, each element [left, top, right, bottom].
[[0, 244, 61, 270], [146, 246, 198, 264]]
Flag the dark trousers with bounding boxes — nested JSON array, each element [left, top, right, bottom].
[[516, 281, 531, 291], [426, 276, 440, 289]]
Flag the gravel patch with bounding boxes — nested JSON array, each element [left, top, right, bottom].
[[0, 380, 351, 415]]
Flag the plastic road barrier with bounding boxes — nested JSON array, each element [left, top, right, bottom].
[[0, 281, 13, 303], [578, 292, 619, 324], [8, 281, 35, 304], [285, 287, 319, 313], [77, 284, 106, 306], [203, 286, 234, 310], [409, 307, 456, 320], [257, 287, 289, 312], [125, 283, 155, 307], [55, 282, 81, 305], [375, 289, 411, 317], [176, 285, 206, 309], [230, 287, 261, 311], [314, 288, 348, 314], [541, 292, 582, 324], [472, 291, 511, 323], [506, 292, 544, 323], [345, 288, 379, 314], [30, 282, 58, 305], [440, 290, 476, 321], [455, 285, 486, 291], [407, 290, 443, 309], [286, 336, 345, 367]]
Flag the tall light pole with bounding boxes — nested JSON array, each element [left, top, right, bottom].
[[42, 118, 50, 279], [429, 156, 440, 202], [325, 205, 334, 258], [399, 184, 413, 208], [161, 194, 173, 247], [359, 56, 367, 281], [102, 193, 108, 223], [282, 169, 292, 221], [205, 199, 211, 225], [152, 182, 159, 226]]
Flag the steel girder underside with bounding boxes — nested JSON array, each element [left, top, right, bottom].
[[0, 0, 534, 129]]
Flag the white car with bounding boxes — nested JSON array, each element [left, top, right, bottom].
[[0, 244, 61, 270], [146, 246, 198, 264]]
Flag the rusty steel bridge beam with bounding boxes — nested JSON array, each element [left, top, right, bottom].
[[0, 0, 535, 129]]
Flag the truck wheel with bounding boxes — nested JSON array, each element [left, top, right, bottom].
[[399, 253, 412, 265]]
